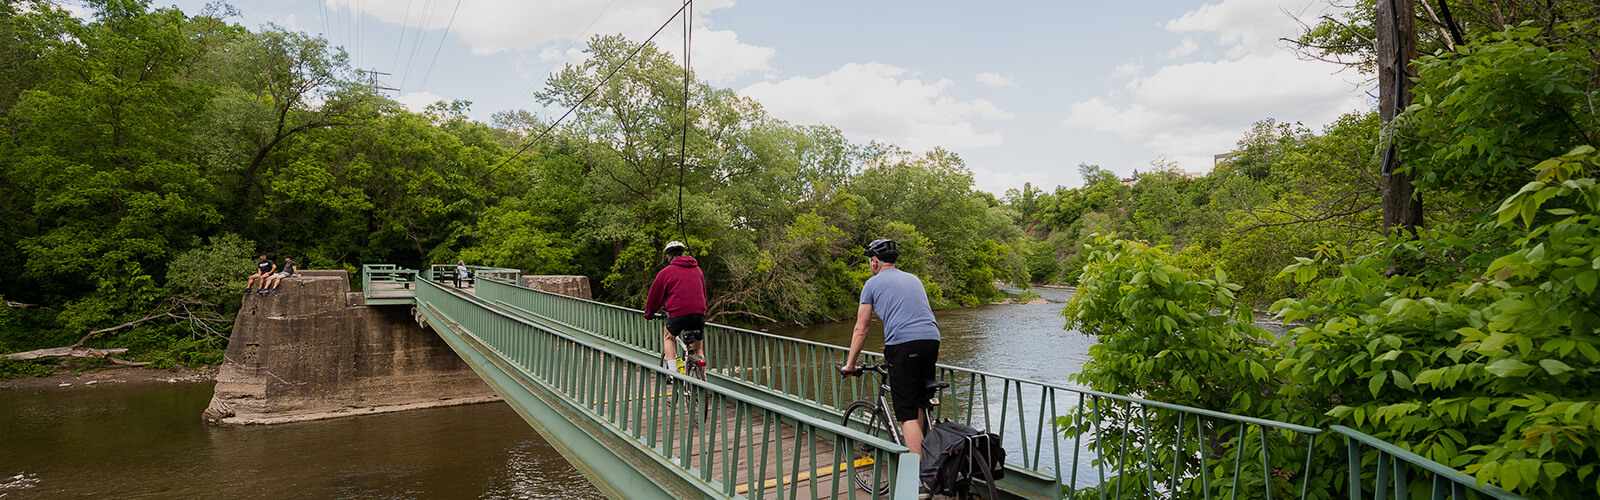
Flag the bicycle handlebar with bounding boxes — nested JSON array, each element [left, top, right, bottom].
[[837, 363, 888, 377]]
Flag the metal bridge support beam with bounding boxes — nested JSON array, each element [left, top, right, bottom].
[[423, 307, 698, 499]]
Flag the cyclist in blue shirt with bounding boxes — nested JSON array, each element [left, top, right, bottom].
[[841, 239, 941, 457]]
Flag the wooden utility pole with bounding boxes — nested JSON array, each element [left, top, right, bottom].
[[1377, 0, 1423, 234]]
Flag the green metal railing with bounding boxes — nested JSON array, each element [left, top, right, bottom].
[[471, 277, 1331, 499], [414, 278, 920, 499], [366, 265, 1525, 498], [1332, 426, 1525, 500], [472, 266, 521, 284], [425, 263, 521, 285], [360, 264, 418, 304]]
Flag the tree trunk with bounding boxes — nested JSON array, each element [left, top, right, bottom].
[[1378, 0, 1424, 234]]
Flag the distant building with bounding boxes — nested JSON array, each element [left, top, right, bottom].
[[1169, 167, 1203, 179]]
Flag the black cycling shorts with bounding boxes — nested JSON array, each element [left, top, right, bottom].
[[665, 313, 705, 338], [884, 339, 939, 422]]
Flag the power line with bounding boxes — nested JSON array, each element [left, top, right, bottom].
[[484, 0, 694, 179], [390, 0, 416, 81], [398, 0, 439, 91], [317, 0, 329, 49], [352, 0, 361, 70], [417, 0, 462, 90]]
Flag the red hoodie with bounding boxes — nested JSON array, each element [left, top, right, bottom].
[[645, 256, 706, 317]]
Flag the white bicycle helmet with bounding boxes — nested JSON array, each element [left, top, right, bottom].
[[664, 241, 687, 253]]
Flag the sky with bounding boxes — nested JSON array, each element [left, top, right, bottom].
[[86, 0, 1374, 195]]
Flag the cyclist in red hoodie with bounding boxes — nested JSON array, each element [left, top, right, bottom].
[[644, 241, 707, 371]]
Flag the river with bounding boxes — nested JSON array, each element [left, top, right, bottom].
[[0, 287, 1085, 498]]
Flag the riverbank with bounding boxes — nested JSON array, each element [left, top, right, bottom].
[[0, 364, 217, 392]]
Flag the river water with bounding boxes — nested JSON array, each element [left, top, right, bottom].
[[0, 287, 1085, 499]]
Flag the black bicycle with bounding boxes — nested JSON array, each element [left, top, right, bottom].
[[837, 363, 949, 495]]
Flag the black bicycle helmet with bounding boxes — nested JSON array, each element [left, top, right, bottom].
[[864, 239, 899, 263]]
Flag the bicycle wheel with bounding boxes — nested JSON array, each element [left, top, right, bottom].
[[840, 401, 898, 495], [683, 354, 708, 427]]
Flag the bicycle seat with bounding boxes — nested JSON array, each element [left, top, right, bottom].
[[680, 329, 704, 345], [926, 380, 950, 391]]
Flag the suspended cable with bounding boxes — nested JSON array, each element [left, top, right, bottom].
[[417, 0, 462, 90], [676, 0, 691, 242], [484, 0, 693, 178]]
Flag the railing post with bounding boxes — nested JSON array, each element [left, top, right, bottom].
[[1347, 438, 1361, 500], [895, 452, 921, 500]]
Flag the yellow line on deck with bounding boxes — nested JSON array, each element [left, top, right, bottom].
[[734, 458, 875, 494]]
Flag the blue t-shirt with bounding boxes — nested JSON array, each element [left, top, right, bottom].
[[859, 267, 940, 345]]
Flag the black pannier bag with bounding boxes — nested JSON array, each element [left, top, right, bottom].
[[919, 420, 1005, 497]]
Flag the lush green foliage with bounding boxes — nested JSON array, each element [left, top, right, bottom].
[[1268, 147, 1599, 497], [1059, 237, 1316, 498], [1058, 9, 1600, 496], [1402, 25, 1599, 204], [1, 0, 1030, 371]]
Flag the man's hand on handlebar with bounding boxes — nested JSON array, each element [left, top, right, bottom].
[[837, 364, 863, 377], [645, 312, 667, 320]]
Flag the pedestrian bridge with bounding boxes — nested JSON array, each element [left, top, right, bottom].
[[361, 265, 1522, 499]]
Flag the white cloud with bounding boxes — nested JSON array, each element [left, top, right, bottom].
[[968, 166, 1052, 197], [328, 0, 772, 82], [975, 72, 1015, 88], [395, 91, 447, 112], [1164, 38, 1198, 59], [1063, 0, 1362, 173], [688, 27, 776, 83], [1109, 63, 1142, 80], [1165, 0, 1325, 57], [527, 46, 587, 80], [740, 62, 1014, 152]]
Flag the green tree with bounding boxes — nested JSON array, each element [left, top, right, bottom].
[[198, 26, 371, 191]]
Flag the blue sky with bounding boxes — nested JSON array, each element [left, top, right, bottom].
[[109, 0, 1372, 195]]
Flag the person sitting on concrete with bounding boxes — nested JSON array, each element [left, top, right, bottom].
[[454, 260, 472, 288], [247, 254, 274, 293], [259, 257, 300, 293]]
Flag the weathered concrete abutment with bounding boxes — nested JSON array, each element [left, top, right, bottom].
[[204, 270, 496, 425], [520, 275, 592, 299]]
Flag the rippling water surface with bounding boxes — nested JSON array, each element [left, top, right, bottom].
[[0, 382, 602, 499]]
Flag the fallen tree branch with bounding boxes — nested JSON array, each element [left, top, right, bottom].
[[708, 309, 779, 324], [71, 311, 185, 348], [4, 346, 150, 366], [6, 346, 128, 360]]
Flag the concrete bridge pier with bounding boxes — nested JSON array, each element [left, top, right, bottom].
[[204, 270, 499, 425]]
